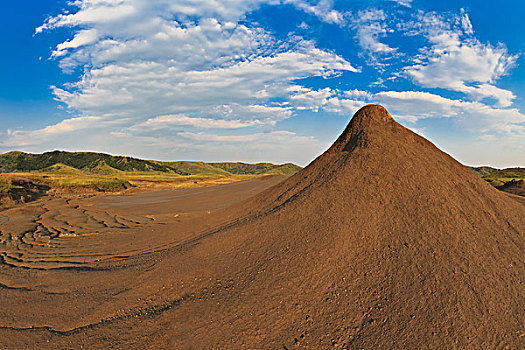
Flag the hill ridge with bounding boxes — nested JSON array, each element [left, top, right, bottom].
[[0, 150, 302, 176]]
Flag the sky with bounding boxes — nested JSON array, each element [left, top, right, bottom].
[[0, 0, 524, 167]]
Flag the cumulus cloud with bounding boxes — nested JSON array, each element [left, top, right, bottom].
[[50, 42, 356, 121], [175, 130, 329, 164], [19, 0, 360, 162], [402, 10, 518, 107], [36, 0, 277, 33], [3, 1, 521, 166], [2, 115, 329, 165], [351, 9, 397, 68], [286, 86, 368, 115], [390, 0, 413, 7], [0, 0, 374, 164], [53, 29, 99, 58], [285, 0, 345, 24], [130, 115, 264, 131], [282, 83, 525, 139], [375, 90, 525, 135], [2, 116, 104, 148]]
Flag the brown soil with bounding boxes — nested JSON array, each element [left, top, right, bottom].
[[0, 180, 50, 207], [0, 105, 523, 349]]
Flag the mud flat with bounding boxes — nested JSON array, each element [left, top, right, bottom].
[[0, 214, 7, 226], [0, 175, 286, 348]]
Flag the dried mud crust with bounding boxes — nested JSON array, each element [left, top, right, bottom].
[[0, 180, 50, 207], [1, 105, 524, 349]]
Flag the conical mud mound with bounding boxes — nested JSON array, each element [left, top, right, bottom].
[[1, 105, 523, 349], [142, 104, 523, 349], [178, 104, 523, 349]]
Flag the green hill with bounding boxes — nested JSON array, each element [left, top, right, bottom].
[[41, 163, 86, 175], [0, 151, 174, 174], [468, 166, 498, 177], [468, 165, 525, 190], [480, 167, 525, 186], [0, 151, 302, 176], [210, 162, 302, 175], [166, 161, 232, 176]]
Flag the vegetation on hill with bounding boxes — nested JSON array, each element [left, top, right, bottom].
[[0, 151, 301, 176], [2, 152, 524, 198], [165, 161, 232, 176], [479, 167, 525, 187], [211, 162, 301, 175], [468, 166, 525, 196], [0, 151, 173, 174], [468, 166, 498, 177]]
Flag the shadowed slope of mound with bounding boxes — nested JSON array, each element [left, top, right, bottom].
[[158, 104, 524, 349], [497, 179, 525, 197]]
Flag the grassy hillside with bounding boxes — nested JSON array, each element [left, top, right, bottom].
[[480, 167, 525, 187], [166, 161, 232, 176], [0, 151, 174, 174], [468, 165, 525, 191], [210, 162, 301, 175], [0, 151, 302, 176], [468, 166, 498, 177]]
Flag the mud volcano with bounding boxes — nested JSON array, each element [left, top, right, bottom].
[[0, 105, 524, 349]]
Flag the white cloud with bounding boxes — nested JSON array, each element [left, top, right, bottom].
[[131, 115, 263, 130], [287, 86, 335, 112], [175, 130, 328, 164], [375, 90, 525, 135], [35, 0, 358, 124], [50, 42, 356, 121], [123, 104, 294, 133], [283, 86, 525, 138], [53, 29, 99, 57], [286, 86, 367, 115], [344, 89, 373, 100], [324, 97, 365, 115], [402, 10, 518, 107], [460, 9, 473, 35], [37, 0, 278, 33], [5, 1, 520, 167], [179, 132, 262, 142], [1, 117, 328, 165], [285, 0, 344, 24], [6, 0, 360, 163], [390, 0, 413, 7], [351, 9, 397, 68], [1, 116, 103, 147]]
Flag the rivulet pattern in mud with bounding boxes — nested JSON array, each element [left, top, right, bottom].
[[0, 176, 286, 345], [0, 197, 152, 270]]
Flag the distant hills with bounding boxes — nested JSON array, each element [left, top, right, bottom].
[[1, 151, 522, 187], [468, 166, 525, 186], [469, 166, 499, 177], [0, 151, 302, 176]]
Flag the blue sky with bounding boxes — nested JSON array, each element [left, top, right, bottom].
[[1, 0, 524, 167]]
